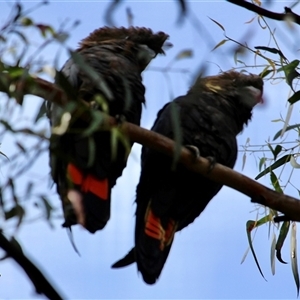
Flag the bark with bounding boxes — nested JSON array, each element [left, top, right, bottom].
[[1, 73, 299, 221]]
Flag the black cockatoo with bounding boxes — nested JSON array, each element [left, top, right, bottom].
[[46, 27, 170, 234], [112, 71, 264, 284]]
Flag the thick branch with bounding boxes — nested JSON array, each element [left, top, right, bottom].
[[0, 232, 64, 299], [227, 0, 300, 25], [1, 74, 298, 221], [2, 74, 300, 219], [121, 122, 300, 220]]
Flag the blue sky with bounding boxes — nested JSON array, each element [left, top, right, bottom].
[[0, 0, 299, 299]]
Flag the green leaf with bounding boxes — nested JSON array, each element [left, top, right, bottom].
[[208, 17, 225, 31], [66, 228, 81, 256], [277, 59, 300, 73], [235, 59, 246, 66], [4, 205, 25, 228], [21, 17, 33, 26], [40, 196, 53, 221], [257, 16, 267, 29], [110, 127, 119, 162], [5, 65, 26, 78], [36, 24, 54, 37], [246, 217, 269, 280], [271, 232, 276, 275], [110, 127, 131, 162], [254, 46, 286, 59], [273, 123, 300, 140], [291, 223, 300, 296], [81, 110, 103, 138], [276, 221, 289, 264], [273, 145, 282, 160], [270, 171, 283, 193], [255, 155, 292, 180], [5, 206, 19, 220], [249, 215, 271, 228], [277, 60, 300, 90], [54, 69, 77, 100], [211, 39, 228, 52], [255, 46, 278, 54], [259, 157, 267, 172], [94, 95, 109, 114], [267, 143, 275, 158], [242, 152, 247, 171], [259, 68, 274, 79], [175, 49, 193, 60], [287, 71, 300, 91], [288, 91, 300, 105]]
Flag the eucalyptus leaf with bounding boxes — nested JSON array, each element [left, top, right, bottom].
[[270, 171, 283, 193], [271, 233, 276, 275], [255, 155, 292, 180], [246, 218, 268, 280], [273, 123, 300, 140], [276, 221, 289, 264], [291, 223, 300, 296]]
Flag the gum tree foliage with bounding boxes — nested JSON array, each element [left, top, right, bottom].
[[1, 0, 300, 297]]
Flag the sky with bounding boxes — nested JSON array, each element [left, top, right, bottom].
[[1, 0, 300, 299]]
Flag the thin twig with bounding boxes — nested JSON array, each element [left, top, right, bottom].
[[227, 0, 300, 25]]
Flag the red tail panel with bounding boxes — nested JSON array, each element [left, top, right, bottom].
[[67, 163, 83, 185], [67, 163, 109, 200], [144, 207, 177, 251]]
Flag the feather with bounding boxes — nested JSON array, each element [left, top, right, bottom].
[[46, 27, 170, 234], [112, 70, 263, 283]]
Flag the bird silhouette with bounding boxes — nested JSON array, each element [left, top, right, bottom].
[[46, 27, 170, 233], [112, 71, 264, 284]]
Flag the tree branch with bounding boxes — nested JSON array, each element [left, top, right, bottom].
[[227, 0, 300, 25], [0, 232, 64, 299], [2, 71, 300, 296], [121, 120, 300, 221], [1, 73, 299, 221]]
